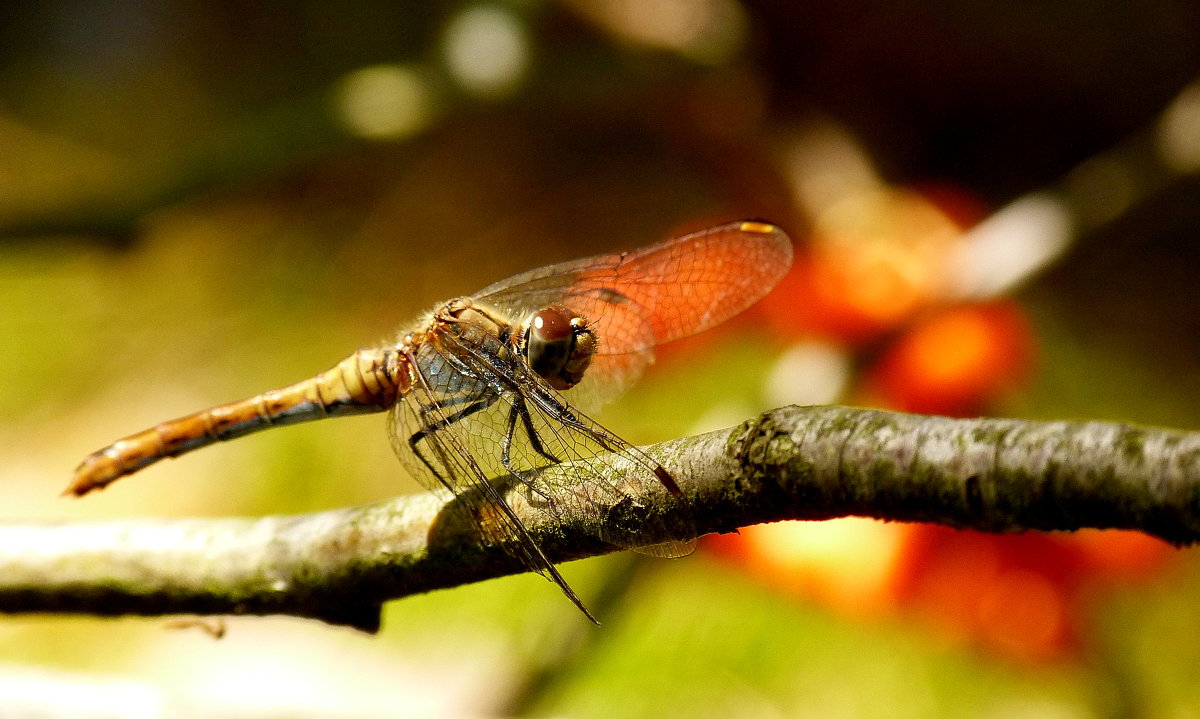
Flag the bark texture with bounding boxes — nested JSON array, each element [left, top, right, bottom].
[[3, 406, 1197, 632]]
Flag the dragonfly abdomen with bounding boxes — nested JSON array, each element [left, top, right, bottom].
[[67, 348, 406, 496]]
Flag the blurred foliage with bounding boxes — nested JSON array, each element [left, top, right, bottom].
[[3, 0, 1200, 717]]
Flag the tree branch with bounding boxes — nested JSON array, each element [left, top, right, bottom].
[[4, 405, 1199, 632]]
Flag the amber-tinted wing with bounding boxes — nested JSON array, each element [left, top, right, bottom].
[[473, 221, 792, 410]]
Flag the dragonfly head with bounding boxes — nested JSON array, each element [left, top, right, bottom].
[[522, 305, 596, 391]]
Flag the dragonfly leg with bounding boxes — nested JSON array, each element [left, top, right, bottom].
[[525, 384, 684, 497], [408, 395, 495, 486], [528, 387, 620, 453], [517, 398, 561, 465], [499, 396, 554, 502]]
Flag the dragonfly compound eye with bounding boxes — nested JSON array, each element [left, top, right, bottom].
[[525, 306, 595, 390]]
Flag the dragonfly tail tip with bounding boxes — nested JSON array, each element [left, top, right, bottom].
[[61, 477, 94, 498]]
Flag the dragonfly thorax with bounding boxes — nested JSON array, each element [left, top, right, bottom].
[[521, 306, 596, 391]]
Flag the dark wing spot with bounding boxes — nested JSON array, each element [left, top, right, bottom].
[[596, 288, 629, 304]]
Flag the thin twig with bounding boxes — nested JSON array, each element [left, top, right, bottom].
[[3, 406, 1198, 632]]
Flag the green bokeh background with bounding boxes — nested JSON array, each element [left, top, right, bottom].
[[3, 1, 1200, 716]]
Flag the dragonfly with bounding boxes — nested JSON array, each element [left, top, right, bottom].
[[69, 220, 793, 621]]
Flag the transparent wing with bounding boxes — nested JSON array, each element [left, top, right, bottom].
[[472, 221, 792, 410], [387, 337, 598, 618], [388, 327, 694, 571]]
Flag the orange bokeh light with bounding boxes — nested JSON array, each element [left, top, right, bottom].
[[862, 301, 1033, 416], [761, 188, 966, 346], [887, 526, 1174, 661], [976, 570, 1066, 662], [705, 175, 1176, 664], [707, 518, 907, 615], [708, 519, 1175, 662]]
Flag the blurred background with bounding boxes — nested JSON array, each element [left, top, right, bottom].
[[3, 0, 1200, 716]]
